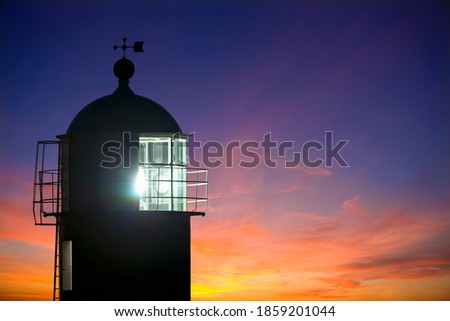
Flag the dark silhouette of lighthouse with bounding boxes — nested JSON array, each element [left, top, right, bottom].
[[32, 38, 208, 301]]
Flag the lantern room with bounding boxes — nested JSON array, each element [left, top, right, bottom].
[[136, 132, 207, 212]]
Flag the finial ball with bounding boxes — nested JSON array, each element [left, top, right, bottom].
[[113, 57, 135, 81]]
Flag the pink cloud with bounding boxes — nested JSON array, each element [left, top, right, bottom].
[[301, 167, 333, 177], [191, 192, 450, 300]]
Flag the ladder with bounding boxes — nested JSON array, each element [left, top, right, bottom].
[[53, 222, 60, 301], [33, 140, 66, 300]]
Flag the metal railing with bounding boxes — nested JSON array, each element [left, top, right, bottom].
[[138, 163, 208, 214], [33, 141, 62, 225]]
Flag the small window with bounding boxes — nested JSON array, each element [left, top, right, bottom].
[[61, 240, 72, 291]]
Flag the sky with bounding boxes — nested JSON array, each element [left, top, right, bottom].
[[1, 0, 449, 300]]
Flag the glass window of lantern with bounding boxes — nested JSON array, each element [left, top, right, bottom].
[[137, 134, 187, 212]]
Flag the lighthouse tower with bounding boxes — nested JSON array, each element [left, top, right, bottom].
[[32, 39, 208, 301]]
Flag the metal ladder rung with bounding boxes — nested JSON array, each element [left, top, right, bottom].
[[53, 223, 60, 301]]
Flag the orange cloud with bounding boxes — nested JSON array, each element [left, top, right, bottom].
[[0, 173, 55, 300], [0, 242, 54, 300], [191, 191, 450, 300]]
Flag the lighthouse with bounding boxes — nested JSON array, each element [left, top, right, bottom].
[[32, 39, 208, 301]]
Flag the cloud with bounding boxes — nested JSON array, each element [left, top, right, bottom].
[[301, 167, 333, 177], [0, 239, 53, 300], [192, 192, 450, 300], [341, 194, 367, 216], [0, 172, 55, 300], [0, 196, 55, 247]]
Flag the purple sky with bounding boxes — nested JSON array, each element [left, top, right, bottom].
[[1, 0, 449, 300]]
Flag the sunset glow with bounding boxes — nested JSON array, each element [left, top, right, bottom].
[[1, 0, 449, 300]]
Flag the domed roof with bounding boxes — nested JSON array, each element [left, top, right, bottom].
[[67, 57, 181, 134]]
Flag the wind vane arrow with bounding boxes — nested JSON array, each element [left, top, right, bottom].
[[113, 38, 144, 57]]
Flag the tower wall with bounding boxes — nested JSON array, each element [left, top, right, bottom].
[[60, 118, 191, 301]]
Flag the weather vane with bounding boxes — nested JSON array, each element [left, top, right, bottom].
[[113, 37, 144, 57]]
